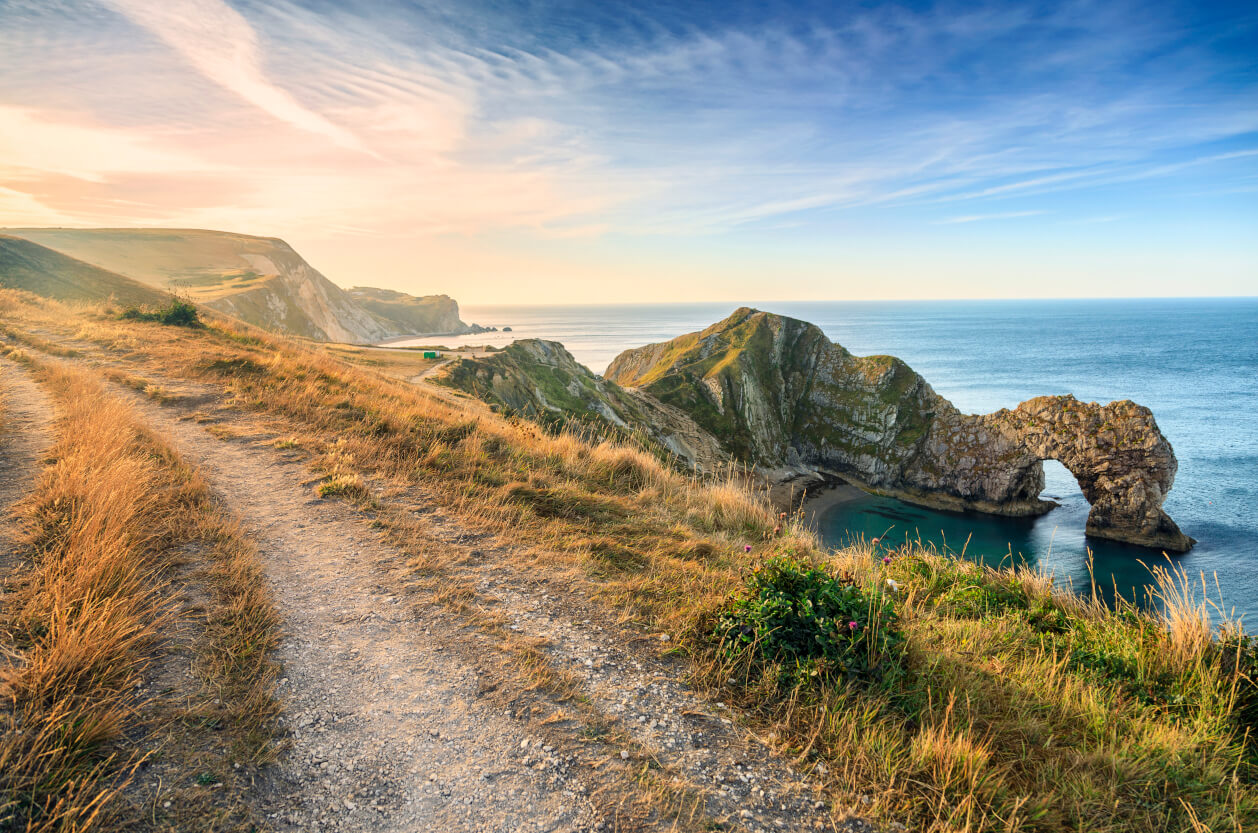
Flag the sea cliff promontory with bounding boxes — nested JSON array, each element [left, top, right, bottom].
[[434, 339, 729, 472], [605, 308, 1193, 552], [435, 308, 1192, 552]]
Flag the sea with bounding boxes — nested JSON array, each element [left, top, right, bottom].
[[393, 299, 1258, 622]]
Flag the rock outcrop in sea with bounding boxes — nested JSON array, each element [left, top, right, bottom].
[[605, 308, 1193, 552]]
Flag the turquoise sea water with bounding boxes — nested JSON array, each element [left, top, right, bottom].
[[397, 299, 1258, 620]]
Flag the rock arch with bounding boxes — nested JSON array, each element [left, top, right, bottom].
[[979, 396, 1194, 552], [603, 308, 1194, 553]]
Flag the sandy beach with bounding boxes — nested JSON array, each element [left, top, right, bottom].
[[800, 481, 867, 527]]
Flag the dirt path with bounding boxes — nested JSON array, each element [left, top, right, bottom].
[[0, 360, 54, 569], [407, 349, 497, 385], [109, 387, 869, 833], [410, 358, 454, 384], [402, 501, 870, 833], [107, 394, 605, 832], [7, 318, 876, 831]]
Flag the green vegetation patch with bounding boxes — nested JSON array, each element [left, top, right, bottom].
[[119, 297, 203, 328], [717, 555, 906, 688]]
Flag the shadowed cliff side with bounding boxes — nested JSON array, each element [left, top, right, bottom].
[[606, 307, 1193, 552]]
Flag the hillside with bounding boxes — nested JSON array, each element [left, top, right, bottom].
[[0, 289, 1252, 833], [0, 234, 166, 307], [434, 338, 728, 471], [1, 228, 478, 343]]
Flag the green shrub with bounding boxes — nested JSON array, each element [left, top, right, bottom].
[[716, 556, 905, 686], [120, 297, 203, 327]]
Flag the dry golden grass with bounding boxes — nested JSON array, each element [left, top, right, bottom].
[[696, 542, 1255, 832], [0, 353, 279, 832], [1, 290, 1255, 832], [316, 343, 441, 380]]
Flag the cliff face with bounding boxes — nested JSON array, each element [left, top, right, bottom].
[[198, 241, 398, 342], [347, 288, 470, 335], [1, 228, 473, 344], [435, 339, 728, 472], [606, 308, 1193, 552], [606, 308, 937, 473]]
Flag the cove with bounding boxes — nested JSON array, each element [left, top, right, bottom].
[[812, 460, 1192, 611]]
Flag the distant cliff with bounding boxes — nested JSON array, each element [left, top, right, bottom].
[[435, 339, 728, 472], [347, 287, 488, 336], [606, 308, 1193, 552], [1, 228, 477, 344]]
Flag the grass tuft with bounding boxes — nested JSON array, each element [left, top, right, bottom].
[[118, 298, 202, 328], [0, 355, 279, 831]]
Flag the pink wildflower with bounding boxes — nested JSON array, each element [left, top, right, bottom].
[[744, 544, 752, 553], [848, 621, 859, 631]]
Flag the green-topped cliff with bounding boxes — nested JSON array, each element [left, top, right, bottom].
[[347, 287, 485, 336], [434, 339, 728, 472], [606, 308, 1192, 552]]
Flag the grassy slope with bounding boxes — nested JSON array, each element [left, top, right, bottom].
[[0, 229, 284, 300], [0, 348, 280, 832], [2, 290, 1255, 832], [0, 236, 167, 308]]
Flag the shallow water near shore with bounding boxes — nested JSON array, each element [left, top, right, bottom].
[[401, 298, 1258, 621]]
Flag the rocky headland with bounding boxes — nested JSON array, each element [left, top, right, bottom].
[[1, 228, 484, 344], [440, 308, 1193, 552], [347, 287, 493, 337]]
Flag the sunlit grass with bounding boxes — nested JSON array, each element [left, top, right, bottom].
[[0, 353, 279, 831], [1, 289, 1253, 832]]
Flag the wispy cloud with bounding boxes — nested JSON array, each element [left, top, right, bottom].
[[0, 0, 1255, 301], [98, 0, 373, 154], [937, 210, 1045, 224]]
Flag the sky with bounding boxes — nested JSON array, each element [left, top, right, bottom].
[[0, 0, 1255, 304]]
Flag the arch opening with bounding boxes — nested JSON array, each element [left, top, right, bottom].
[[1039, 458, 1089, 510]]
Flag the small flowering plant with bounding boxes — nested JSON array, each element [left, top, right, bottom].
[[715, 556, 905, 687]]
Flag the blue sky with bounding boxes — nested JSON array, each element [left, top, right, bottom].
[[0, 0, 1254, 302]]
